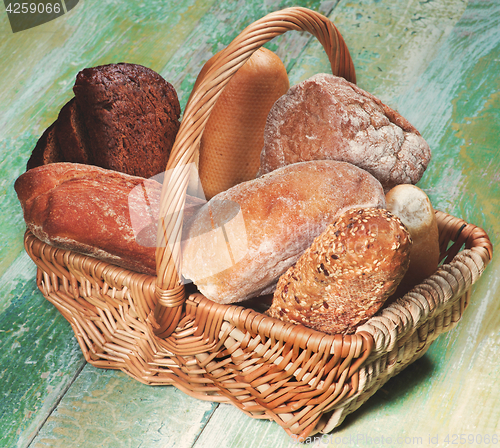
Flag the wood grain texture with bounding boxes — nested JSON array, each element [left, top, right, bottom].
[[0, 0, 499, 446], [29, 366, 217, 448], [0, 253, 85, 448], [287, 0, 469, 105]]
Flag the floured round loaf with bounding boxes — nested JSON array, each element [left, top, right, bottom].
[[193, 47, 290, 199], [258, 73, 431, 191], [181, 160, 386, 304], [267, 208, 411, 334], [386, 184, 440, 297]]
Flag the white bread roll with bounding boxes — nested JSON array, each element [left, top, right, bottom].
[[181, 160, 386, 304], [193, 47, 290, 199], [385, 184, 440, 296]]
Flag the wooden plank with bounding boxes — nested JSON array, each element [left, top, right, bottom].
[[29, 365, 217, 448], [287, 0, 468, 103], [0, 252, 86, 448], [192, 403, 296, 448]]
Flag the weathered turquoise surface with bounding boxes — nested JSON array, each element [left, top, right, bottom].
[[1, 0, 498, 447]]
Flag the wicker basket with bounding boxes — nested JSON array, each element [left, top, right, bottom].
[[22, 7, 493, 439]]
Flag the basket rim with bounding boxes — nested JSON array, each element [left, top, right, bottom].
[[23, 208, 493, 354]]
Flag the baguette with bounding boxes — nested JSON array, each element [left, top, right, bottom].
[[193, 47, 289, 199], [385, 184, 440, 297]]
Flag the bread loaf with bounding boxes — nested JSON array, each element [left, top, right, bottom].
[[385, 184, 440, 297], [192, 47, 289, 199], [55, 98, 91, 165], [15, 163, 205, 276], [181, 160, 386, 304], [267, 208, 412, 334], [26, 122, 61, 170], [258, 73, 431, 191], [27, 63, 181, 179]]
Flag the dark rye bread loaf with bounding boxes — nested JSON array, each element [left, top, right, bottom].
[[27, 63, 181, 179]]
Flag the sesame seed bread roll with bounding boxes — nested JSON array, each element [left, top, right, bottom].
[[193, 47, 290, 199], [267, 208, 411, 335], [385, 184, 440, 297], [181, 161, 386, 304]]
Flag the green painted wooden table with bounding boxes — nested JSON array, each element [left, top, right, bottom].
[[1, 0, 499, 447]]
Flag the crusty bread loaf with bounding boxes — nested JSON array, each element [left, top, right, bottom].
[[181, 160, 386, 304], [15, 163, 205, 276], [73, 63, 181, 178], [258, 73, 431, 191], [55, 98, 91, 165], [27, 63, 181, 179], [385, 184, 440, 297], [267, 208, 412, 334], [26, 122, 61, 170], [192, 47, 289, 199]]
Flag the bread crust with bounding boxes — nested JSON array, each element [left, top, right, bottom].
[[385, 184, 440, 297], [26, 63, 181, 179], [15, 163, 205, 276], [267, 208, 411, 334], [73, 63, 180, 178], [193, 47, 290, 199], [259, 73, 431, 191], [181, 160, 386, 304], [26, 122, 61, 171], [55, 98, 91, 164]]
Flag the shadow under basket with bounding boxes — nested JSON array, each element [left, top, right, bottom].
[[21, 7, 493, 440]]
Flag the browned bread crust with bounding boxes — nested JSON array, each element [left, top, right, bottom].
[[73, 63, 180, 178], [259, 73, 431, 191], [55, 98, 90, 164], [193, 47, 290, 199], [267, 207, 411, 334], [26, 63, 180, 179], [26, 123, 61, 170], [181, 161, 386, 304], [15, 162, 205, 276]]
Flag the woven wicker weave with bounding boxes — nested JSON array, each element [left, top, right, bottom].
[[22, 7, 493, 439]]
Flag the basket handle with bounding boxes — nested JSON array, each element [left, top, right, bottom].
[[152, 7, 356, 336]]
